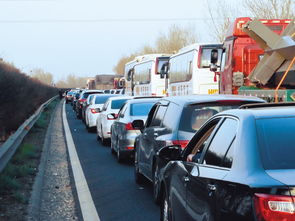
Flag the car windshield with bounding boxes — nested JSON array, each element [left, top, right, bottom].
[[256, 117, 295, 170], [111, 99, 128, 109], [130, 102, 155, 116], [179, 103, 241, 133], [95, 96, 112, 104]]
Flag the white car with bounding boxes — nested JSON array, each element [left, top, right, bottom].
[[85, 94, 118, 132], [96, 96, 132, 145]]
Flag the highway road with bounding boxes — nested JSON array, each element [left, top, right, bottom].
[[65, 104, 160, 221]]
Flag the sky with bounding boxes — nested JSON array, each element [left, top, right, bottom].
[[0, 0, 244, 82]]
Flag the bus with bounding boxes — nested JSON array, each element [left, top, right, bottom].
[[124, 54, 170, 96], [167, 43, 222, 96]]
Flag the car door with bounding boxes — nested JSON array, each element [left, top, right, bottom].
[[97, 100, 109, 136], [186, 117, 238, 221], [168, 117, 222, 221], [115, 104, 128, 149], [139, 104, 167, 178]]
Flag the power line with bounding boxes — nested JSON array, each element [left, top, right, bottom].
[[0, 17, 226, 23]]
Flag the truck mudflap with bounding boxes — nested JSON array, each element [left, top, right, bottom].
[[238, 87, 295, 102]]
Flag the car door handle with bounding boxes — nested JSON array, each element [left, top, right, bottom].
[[183, 176, 190, 182], [207, 184, 216, 191]]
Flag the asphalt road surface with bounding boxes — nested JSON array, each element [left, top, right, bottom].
[[65, 104, 160, 221]]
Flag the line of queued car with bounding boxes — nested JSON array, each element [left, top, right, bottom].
[[65, 89, 295, 221]]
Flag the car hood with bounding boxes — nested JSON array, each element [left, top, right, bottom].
[[266, 169, 295, 186]]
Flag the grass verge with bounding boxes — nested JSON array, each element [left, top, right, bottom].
[[0, 97, 58, 219]]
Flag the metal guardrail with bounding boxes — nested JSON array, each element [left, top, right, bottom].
[[0, 96, 58, 173]]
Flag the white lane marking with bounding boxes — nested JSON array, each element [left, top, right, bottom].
[[63, 102, 100, 221]]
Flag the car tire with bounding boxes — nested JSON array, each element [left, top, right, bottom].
[[110, 140, 116, 154], [160, 190, 171, 221], [101, 127, 108, 146], [153, 164, 161, 204], [134, 149, 145, 184], [117, 147, 124, 163]]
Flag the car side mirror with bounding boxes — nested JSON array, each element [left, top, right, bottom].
[[157, 145, 182, 162], [210, 63, 218, 72], [107, 113, 117, 120], [132, 119, 144, 130]]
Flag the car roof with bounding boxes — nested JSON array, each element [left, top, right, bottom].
[[158, 95, 265, 106], [125, 98, 160, 105], [219, 106, 295, 120], [107, 96, 133, 101]]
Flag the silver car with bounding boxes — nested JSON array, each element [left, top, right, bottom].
[[110, 98, 160, 162]]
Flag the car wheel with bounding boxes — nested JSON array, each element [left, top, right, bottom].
[[101, 127, 108, 146], [117, 147, 124, 163], [110, 140, 116, 154], [153, 164, 161, 204], [134, 149, 145, 184], [160, 190, 171, 221]]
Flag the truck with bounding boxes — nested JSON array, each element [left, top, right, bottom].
[[216, 17, 295, 102]]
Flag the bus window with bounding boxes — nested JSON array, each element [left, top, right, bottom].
[[200, 48, 222, 68]]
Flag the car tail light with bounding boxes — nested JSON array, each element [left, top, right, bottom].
[[254, 193, 295, 221], [125, 122, 135, 130], [165, 140, 189, 149], [126, 146, 134, 150], [90, 108, 99, 114], [78, 99, 86, 104]]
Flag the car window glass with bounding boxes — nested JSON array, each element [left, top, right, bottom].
[[118, 104, 127, 118], [95, 96, 111, 104], [203, 118, 238, 167], [145, 105, 158, 128], [111, 99, 128, 109], [149, 105, 167, 127], [162, 103, 179, 131], [222, 139, 235, 168], [256, 117, 295, 169], [179, 103, 241, 133], [102, 100, 109, 111], [130, 102, 155, 116]]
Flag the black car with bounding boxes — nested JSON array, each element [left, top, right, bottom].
[[75, 90, 103, 119], [158, 103, 295, 221], [132, 95, 265, 203]]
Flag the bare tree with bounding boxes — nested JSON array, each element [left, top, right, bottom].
[[155, 25, 197, 53], [206, 0, 294, 42], [30, 68, 54, 86], [113, 24, 198, 74], [245, 0, 295, 19], [205, 0, 241, 42]]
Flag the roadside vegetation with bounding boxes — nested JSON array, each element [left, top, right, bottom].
[[0, 98, 58, 219], [0, 61, 57, 142]]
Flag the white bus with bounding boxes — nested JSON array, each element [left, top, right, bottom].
[[124, 54, 170, 96], [167, 43, 222, 96]]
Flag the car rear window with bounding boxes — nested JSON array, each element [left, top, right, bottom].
[[95, 96, 112, 104], [130, 102, 154, 116], [111, 99, 128, 109], [256, 117, 295, 170], [82, 92, 102, 99], [179, 103, 241, 133]]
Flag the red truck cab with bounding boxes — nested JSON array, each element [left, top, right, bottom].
[[219, 17, 291, 94]]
